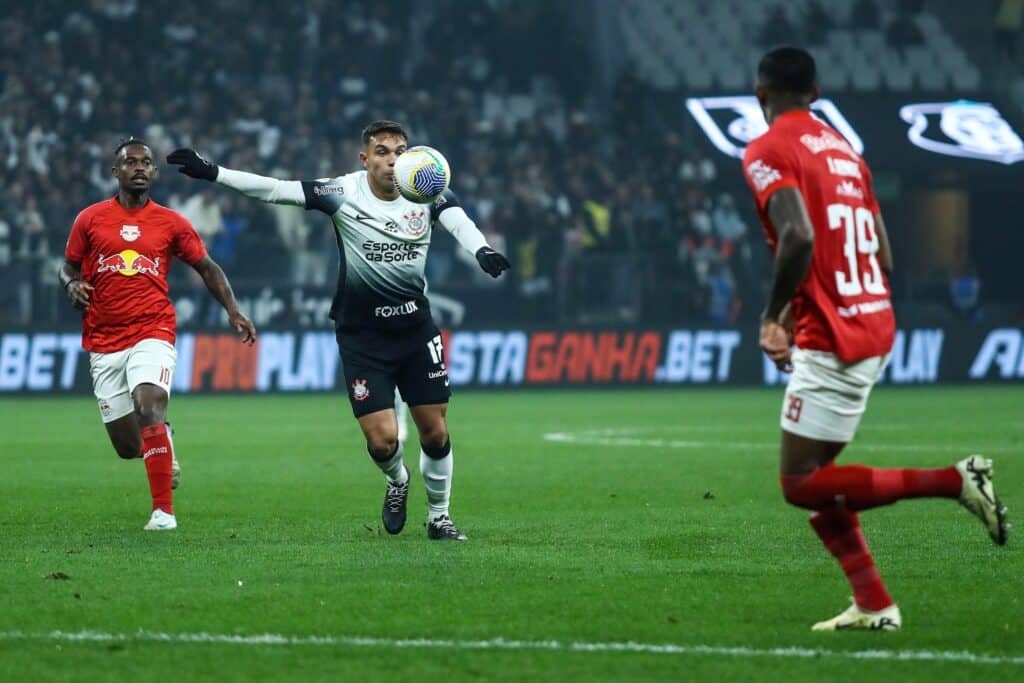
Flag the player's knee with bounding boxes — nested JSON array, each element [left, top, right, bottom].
[[132, 385, 168, 426], [418, 424, 448, 452], [780, 471, 814, 509], [133, 399, 167, 426], [367, 436, 399, 462]]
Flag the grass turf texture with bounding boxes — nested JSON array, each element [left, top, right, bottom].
[[1, 387, 1021, 682]]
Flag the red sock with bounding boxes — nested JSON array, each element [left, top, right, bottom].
[[141, 423, 173, 514], [782, 463, 961, 511], [810, 508, 893, 611]]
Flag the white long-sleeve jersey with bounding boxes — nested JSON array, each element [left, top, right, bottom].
[[216, 167, 488, 331]]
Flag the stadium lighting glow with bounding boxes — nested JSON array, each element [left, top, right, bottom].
[[899, 101, 1024, 165], [685, 96, 864, 159]]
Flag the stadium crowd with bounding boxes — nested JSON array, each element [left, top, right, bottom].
[[0, 0, 769, 326]]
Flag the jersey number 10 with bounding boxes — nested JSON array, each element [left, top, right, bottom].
[[827, 203, 886, 297]]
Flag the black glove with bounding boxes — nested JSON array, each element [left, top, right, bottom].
[[166, 148, 219, 181], [475, 246, 510, 278]]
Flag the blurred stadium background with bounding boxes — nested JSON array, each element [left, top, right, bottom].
[[2, 2, 1023, 680], [3, 0, 1023, 392], [2, 0, 1022, 329]]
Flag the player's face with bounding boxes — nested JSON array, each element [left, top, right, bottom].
[[112, 144, 157, 192], [360, 134, 406, 199]]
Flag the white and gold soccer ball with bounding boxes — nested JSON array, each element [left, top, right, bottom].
[[393, 146, 451, 204]]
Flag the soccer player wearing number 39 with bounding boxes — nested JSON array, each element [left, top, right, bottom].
[[743, 49, 1007, 631], [60, 139, 256, 531], [168, 121, 510, 541]]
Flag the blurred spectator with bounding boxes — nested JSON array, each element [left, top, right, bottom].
[[995, 0, 1024, 63], [0, 0, 774, 326], [678, 150, 717, 185]]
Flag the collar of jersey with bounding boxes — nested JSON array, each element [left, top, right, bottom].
[[359, 172, 403, 208]]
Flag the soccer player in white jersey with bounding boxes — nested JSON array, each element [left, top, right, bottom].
[[168, 121, 510, 540]]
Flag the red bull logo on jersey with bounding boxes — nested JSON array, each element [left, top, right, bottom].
[[96, 250, 161, 276]]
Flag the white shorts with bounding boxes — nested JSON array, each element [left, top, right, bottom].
[[780, 348, 889, 443], [89, 339, 177, 423]]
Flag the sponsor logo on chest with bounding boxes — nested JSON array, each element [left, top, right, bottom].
[[826, 157, 862, 179], [97, 250, 161, 276], [836, 181, 864, 200]]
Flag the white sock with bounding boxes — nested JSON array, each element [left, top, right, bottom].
[[420, 443, 452, 521], [369, 442, 407, 485], [394, 391, 409, 443]]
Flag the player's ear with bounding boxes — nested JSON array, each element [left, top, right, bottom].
[[809, 84, 820, 104], [359, 151, 368, 169]]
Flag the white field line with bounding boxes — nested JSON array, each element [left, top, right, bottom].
[[543, 428, 1018, 453], [0, 630, 1021, 666]]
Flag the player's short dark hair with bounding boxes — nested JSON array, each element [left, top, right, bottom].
[[362, 120, 408, 146], [114, 137, 151, 159], [757, 47, 817, 95]]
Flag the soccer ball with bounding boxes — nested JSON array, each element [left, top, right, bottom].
[[393, 146, 451, 204]]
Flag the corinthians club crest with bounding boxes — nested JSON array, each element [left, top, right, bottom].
[[352, 379, 370, 401], [402, 208, 428, 238]]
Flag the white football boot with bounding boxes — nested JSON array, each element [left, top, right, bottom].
[[956, 455, 1008, 545], [144, 509, 177, 531], [812, 599, 901, 631]]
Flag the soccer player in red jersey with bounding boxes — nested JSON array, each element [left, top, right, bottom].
[[743, 48, 1007, 630], [59, 138, 256, 531]]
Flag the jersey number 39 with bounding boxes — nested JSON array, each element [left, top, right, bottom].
[[827, 203, 886, 297]]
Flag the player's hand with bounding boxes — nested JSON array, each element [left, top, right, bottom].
[[66, 280, 94, 310], [760, 317, 793, 373], [475, 246, 510, 278], [166, 149, 219, 181], [229, 310, 257, 346]]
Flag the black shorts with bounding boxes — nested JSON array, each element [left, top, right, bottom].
[[336, 320, 451, 418]]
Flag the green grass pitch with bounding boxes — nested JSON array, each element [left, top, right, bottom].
[[1, 387, 1021, 682]]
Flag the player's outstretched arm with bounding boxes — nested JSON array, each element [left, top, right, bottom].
[[190, 255, 256, 345], [166, 149, 307, 207], [58, 259, 93, 310], [436, 199, 510, 278]]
